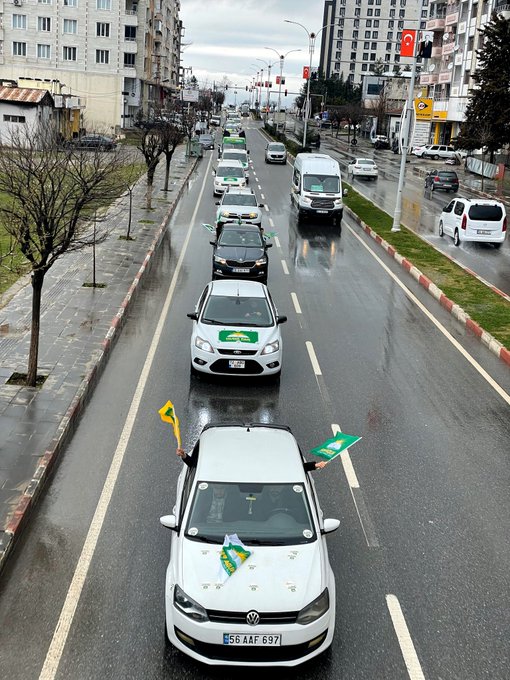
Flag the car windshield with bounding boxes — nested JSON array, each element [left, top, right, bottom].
[[202, 294, 273, 327], [222, 152, 246, 163], [269, 144, 285, 151], [468, 204, 503, 221], [438, 172, 458, 179], [303, 174, 340, 192], [217, 166, 244, 178], [357, 159, 375, 165], [222, 194, 257, 207], [185, 482, 316, 546], [219, 229, 263, 247]]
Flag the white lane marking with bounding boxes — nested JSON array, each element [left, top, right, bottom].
[[332, 423, 359, 488], [260, 193, 265, 200], [264, 204, 269, 212], [274, 236, 281, 248], [306, 341, 322, 375], [38, 153, 215, 680], [258, 184, 262, 190], [386, 595, 426, 680], [269, 217, 275, 227], [291, 292, 302, 314], [347, 224, 510, 407], [281, 259, 289, 275]]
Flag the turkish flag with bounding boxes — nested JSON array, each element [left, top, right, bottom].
[[400, 29, 416, 57], [303, 66, 310, 80]]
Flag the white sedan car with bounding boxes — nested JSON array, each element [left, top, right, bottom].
[[160, 423, 339, 666], [347, 158, 378, 179], [187, 279, 286, 378]]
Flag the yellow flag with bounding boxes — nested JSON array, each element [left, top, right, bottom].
[[158, 400, 181, 447]]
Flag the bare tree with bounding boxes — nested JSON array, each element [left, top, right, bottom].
[[0, 123, 130, 386], [137, 128, 164, 210], [160, 124, 186, 192]]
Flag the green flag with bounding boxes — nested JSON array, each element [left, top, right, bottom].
[[310, 433, 361, 462]]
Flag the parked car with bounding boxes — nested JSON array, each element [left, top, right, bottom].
[[160, 422, 339, 666], [413, 144, 457, 160], [187, 279, 286, 378], [265, 142, 287, 164], [215, 187, 263, 228], [69, 134, 117, 151], [198, 133, 215, 150], [438, 198, 507, 247], [372, 135, 390, 150], [211, 223, 271, 284], [347, 158, 378, 179], [425, 169, 459, 193]]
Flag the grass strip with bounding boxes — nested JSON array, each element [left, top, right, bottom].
[[344, 184, 510, 349]]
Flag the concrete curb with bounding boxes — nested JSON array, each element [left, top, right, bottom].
[[0, 157, 198, 573], [345, 205, 510, 368]]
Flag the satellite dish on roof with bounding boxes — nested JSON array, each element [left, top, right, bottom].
[[448, 62, 454, 70], [453, 44, 460, 52], [428, 63, 436, 72], [442, 32, 450, 42]]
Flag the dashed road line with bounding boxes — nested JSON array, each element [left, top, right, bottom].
[[281, 259, 289, 275], [291, 292, 302, 314], [274, 236, 281, 248], [305, 341, 322, 375], [386, 594, 426, 680], [268, 217, 275, 228]]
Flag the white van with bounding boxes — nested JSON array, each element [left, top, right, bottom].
[[291, 153, 345, 223], [213, 159, 247, 196]]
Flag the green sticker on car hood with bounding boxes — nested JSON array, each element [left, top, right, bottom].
[[223, 177, 239, 182], [219, 330, 259, 343]]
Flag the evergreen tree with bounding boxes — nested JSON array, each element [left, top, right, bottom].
[[457, 13, 510, 155]]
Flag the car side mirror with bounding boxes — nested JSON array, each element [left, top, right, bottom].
[[187, 312, 198, 320], [321, 518, 340, 534], [266, 243, 273, 249], [213, 170, 216, 175], [215, 201, 220, 205], [210, 240, 217, 246], [259, 203, 264, 208], [277, 315, 287, 324], [247, 150, 250, 154], [160, 515, 179, 532], [343, 188, 348, 196]]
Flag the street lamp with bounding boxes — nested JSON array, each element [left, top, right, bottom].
[[265, 47, 301, 131], [256, 58, 277, 114], [284, 20, 334, 148]]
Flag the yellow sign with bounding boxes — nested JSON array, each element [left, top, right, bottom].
[[414, 98, 433, 121], [432, 110, 447, 120]]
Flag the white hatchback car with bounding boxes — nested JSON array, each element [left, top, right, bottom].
[[187, 280, 286, 378], [160, 423, 339, 667], [213, 159, 247, 196], [439, 197, 507, 247], [413, 144, 457, 160], [347, 158, 378, 179]]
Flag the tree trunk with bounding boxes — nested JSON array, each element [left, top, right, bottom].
[[27, 269, 44, 386], [126, 189, 133, 239], [146, 167, 155, 210], [164, 155, 171, 192]]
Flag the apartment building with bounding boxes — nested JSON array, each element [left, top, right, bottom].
[[319, 0, 424, 83], [0, 0, 182, 131], [418, 0, 502, 145]]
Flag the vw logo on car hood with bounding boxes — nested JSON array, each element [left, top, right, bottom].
[[246, 610, 260, 626]]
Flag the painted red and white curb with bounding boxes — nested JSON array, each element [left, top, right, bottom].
[[346, 206, 510, 368], [0, 157, 199, 572]]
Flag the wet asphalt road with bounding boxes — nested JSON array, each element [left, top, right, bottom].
[[320, 136, 510, 296], [0, 124, 509, 680]]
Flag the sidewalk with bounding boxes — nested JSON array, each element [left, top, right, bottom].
[[0, 146, 198, 573]]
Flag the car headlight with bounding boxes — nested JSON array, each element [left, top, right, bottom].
[[220, 211, 231, 218], [174, 585, 209, 622], [255, 256, 267, 266], [195, 336, 214, 353], [248, 212, 257, 219], [261, 339, 279, 355], [296, 589, 329, 625], [303, 196, 312, 204], [214, 255, 227, 265]]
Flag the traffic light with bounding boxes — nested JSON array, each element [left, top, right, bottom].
[[284, 89, 288, 97], [281, 77, 286, 85], [246, 86, 248, 91], [225, 85, 228, 90]]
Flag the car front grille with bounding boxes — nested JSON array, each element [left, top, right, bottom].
[[207, 610, 298, 624], [225, 259, 256, 267], [311, 198, 335, 209], [217, 349, 257, 356]]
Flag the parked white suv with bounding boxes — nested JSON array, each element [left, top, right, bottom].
[[438, 198, 507, 247], [413, 144, 457, 160]]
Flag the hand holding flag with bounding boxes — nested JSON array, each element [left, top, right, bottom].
[[158, 400, 181, 448], [310, 432, 361, 463]]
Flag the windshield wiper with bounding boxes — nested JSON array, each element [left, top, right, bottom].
[[186, 534, 220, 544], [202, 319, 224, 325]]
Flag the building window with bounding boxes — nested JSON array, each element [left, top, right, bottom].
[[96, 49, 109, 64], [364, 41, 369, 49], [337, 29, 343, 38], [390, 9, 395, 17], [63, 45, 77, 61], [367, 8, 373, 16], [354, 8, 360, 16], [338, 18, 345, 27], [124, 53, 135, 67], [350, 63, 355, 71], [97, 22, 110, 37], [354, 19, 359, 28], [350, 52, 357, 60], [38, 0, 52, 4], [371, 53, 376, 60], [373, 31, 378, 38], [374, 20, 379, 27], [385, 53, 391, 61], [366, 19, 372, 27], [63, 19, 77, 33], [387, 31, 393, 39], [362, 64, 368, 71], [364, 30, 370, 38], [125, 26, 136, 41], [386, 42, 392, 50], [96, 0, 111, 9], [352, 40, 358, 49], [37, 43, 51, 58], [38, 17, 51, 31], [64, 0, 77, 5], [339, 7, 345, 16], [3, 114, 26, 123], [400, 0, 406, 5], [389, 20, 394, 28], [12, 14, 27, 29], [375, 9, 381, 16], [12, 41, 27, 56], [363, 52, 369, 60], [371, 42, 377, 49], [337, 40, 343, 48], [399, 10, 405, 18], [398, 21, 404, 29], [353, 30, 358, 38]]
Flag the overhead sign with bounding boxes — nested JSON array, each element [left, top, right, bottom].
[[413, 97, 433, 121], [400, 29, 416, 57], [182, 88, 199, 102]]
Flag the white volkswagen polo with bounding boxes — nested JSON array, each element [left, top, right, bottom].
[[160, 423, 339, 666], [187, 280, 286, 379]]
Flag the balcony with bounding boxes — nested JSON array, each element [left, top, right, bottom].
[[496, 4, 510, 19], [445, 11, 459, 25], [427, 17, 446, 30], [438, 70, 452, 83], [442, 42, 455, 55], [420, 73, 438, 85]]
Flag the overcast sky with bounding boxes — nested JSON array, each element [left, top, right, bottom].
[[179, 0, 328, 106]]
